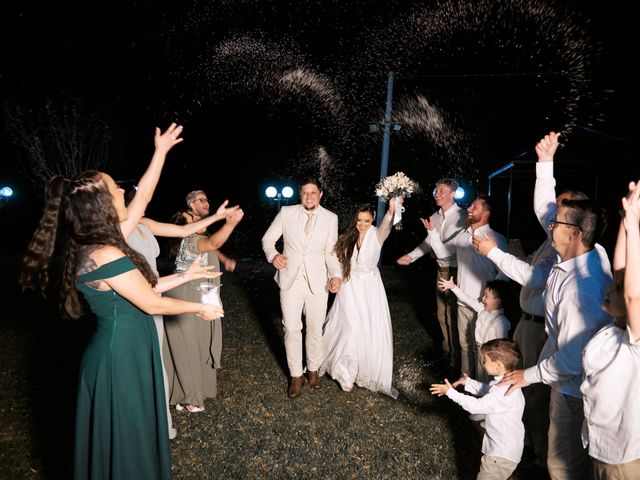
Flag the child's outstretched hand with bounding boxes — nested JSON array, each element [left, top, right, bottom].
[[437, 276, 456, 292], [452, 373, 469, 388], [430, 378, 453, 397]]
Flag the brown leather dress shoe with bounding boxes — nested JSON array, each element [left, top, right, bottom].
[[307, 370, 321, 389], [288, 376, 305, 398]]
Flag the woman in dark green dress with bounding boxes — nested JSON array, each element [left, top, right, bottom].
[[20, 171, 223, 480]]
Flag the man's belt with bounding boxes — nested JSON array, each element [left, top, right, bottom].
[[522, 312, 545, 324], [438, 266, 456, 273]]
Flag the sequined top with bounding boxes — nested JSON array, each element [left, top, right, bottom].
[[175, 234, 209, 272]]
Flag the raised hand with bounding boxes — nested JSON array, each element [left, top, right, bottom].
[[452, 373, 469, 388], [155, 122, 184, 154], [185, 255, 222, 281], [622, 180, 640, 228], [535, 131, 561, 163], [225, 207, 245, 227], [430, 378, 453, 397], [388, 196, 404, 216], [419, 217, 435, 231], [437, 276, 456, 292], [215, 200, 241, 219], [472, 233, 497, 256]]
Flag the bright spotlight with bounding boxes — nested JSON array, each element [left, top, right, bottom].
[[0, 187, 13, 197], [281, 186, 294, 198], [455, 187, 465, 200], [265, 186, 277, 198]]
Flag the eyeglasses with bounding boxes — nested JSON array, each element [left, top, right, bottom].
[[548, 217, 582, 232]]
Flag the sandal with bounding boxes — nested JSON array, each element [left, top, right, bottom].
[[176, 403, 205, 413]]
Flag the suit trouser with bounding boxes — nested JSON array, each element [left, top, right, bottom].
[[457, 304, 477, 377], [592, 457, 640, 480], [514, 317, 549, 467], [280, 273, 328, 378], [547, 388, 590, 480], [435, 267, 459, 367]]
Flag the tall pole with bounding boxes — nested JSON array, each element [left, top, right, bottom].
[[376, 71, 395, 226]]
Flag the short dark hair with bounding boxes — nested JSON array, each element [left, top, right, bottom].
[[435, 178, 459, 192], [557, 189, 589, 201], [480, 338, 521, 372], [561, 198, 607, 248], [484, 280, 509, 303], [474, 193, 492, 212], [299, 176, 322, 192]]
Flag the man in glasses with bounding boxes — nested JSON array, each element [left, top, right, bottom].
[[472, 132, 609, 475], [496, 132, 612, 480]]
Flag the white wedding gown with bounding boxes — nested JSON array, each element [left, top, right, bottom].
[[320, 217, 398, 399]]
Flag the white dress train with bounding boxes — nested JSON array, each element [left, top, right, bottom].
[[320, 215, 398, 399]]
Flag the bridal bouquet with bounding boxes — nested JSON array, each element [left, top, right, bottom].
[[374, 171, 418, 230]]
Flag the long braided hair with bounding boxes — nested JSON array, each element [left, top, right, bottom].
[[334, 203, 376, 282], [19, 171, 157, 319]]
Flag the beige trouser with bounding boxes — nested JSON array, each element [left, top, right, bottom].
[[548, 389, 590, 480], [280, 273, 328, 378], [477, 455, 518, 480], [435, 267, 459, 367], [592, 457, 640, 480], [457, 304, 477, 377]]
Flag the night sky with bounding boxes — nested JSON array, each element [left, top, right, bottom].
[[1, 0, 637, 257]]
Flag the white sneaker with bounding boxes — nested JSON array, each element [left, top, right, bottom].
[[169, 427, 178, 440]]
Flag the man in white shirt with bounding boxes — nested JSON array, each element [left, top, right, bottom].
[[499, 193, 612, 480], [472, 131, 608, 473], [427, 193, 509, 378], [397, 178, 466, 371]]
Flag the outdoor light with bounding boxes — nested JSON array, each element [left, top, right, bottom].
[[265, 186, 278, 198], [0, 186, 13, 210], [265, 185, 294, 211]]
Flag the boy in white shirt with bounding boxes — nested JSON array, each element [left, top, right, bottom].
[[431, 339, 525, 480], [438, 278, 511, 382]]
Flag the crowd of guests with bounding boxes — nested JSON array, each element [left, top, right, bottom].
[[17, 124, 639, 480]]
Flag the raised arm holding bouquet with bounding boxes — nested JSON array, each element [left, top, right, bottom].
[[375, 171, 418, 230]]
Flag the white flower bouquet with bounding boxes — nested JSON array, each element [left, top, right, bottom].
[[374, 171, 418, 230]]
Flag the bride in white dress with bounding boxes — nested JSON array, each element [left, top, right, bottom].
[[320, 200, 400, 398]]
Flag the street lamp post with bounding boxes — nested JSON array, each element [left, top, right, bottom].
[[265, 185, 294, 211], [370, 72, 402, 226]]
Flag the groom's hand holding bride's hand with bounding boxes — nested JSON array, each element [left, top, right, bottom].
[[328, 277, 341, 293]]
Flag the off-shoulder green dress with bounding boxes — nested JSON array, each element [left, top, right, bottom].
[[74, 256, 171, 480]]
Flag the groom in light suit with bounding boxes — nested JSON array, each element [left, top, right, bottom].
[[262, 177, 342, 398]]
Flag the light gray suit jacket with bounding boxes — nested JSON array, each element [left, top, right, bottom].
[[262, 204, 342, 293]]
